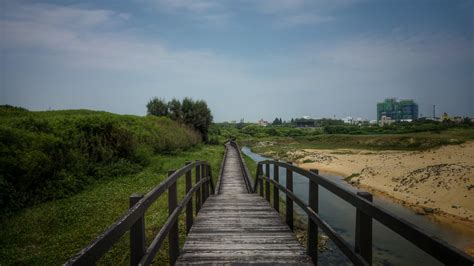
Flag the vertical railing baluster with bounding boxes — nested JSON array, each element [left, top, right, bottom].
[[273, 161, 279, 212], [355, 191, 373, 265], [265, 163, 270, 202], [129, 194, 145, 266], [195, 163, 201, 215], [208, 164, 215, 194], [168, 170, 179, 265], [286, 162, 294, 231], [307, 169, 319, 265], [254, 164, 262, 193], [206, 164, 210, 200], [201, 164, 208, 204], [185, 161, 193, 234], [201, 164, 206, 203], [258, 164, 264, 197]]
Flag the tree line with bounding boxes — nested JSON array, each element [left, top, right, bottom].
[[147, 97, 213, 141]]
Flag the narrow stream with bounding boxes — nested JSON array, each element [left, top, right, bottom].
[[242, 146, 471, 266]]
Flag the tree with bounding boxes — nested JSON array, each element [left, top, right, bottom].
[[146, 97, 168, 116], [272, 117, 281, 125], [168, 98, 183, 122], [184, 99, 213, 142], [147, 97, 213, 141]]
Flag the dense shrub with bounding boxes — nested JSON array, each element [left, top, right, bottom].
[[0, 106, 201, 214]]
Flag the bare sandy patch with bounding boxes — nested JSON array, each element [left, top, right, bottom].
[[295, 143, 474, 221], [292, 142, 474, 255]]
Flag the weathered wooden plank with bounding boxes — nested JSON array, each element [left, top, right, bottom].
[[176, 143, 312, 265]]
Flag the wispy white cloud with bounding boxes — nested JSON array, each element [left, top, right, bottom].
[[1, 3, 210, 71], [139, 0, 231, 25], [147, 0, 221, 13], [138, 0, 360, 27], [2, 2, 472, 120], [254, 0, 360, 27]]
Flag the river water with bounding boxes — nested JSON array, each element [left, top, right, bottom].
[[242, 146, 471, 265]]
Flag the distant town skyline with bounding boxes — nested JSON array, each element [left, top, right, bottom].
[[1, 0, 473, 122]]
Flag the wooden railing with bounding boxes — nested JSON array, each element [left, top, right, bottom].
[[253, 160, 474, 266], [65, 161, 214, 266]]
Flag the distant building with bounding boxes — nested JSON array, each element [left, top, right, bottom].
[[258, 119, 269, 127], [343, 117, 353, 124], [295, 118, 315, 128], [377, 98, 418, 122], [440, 112, 450, 122], [379, 115, 395, 126]]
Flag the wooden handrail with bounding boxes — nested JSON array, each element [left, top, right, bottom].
[[65, 160, 214, 266], [254, 159, 474, 266]]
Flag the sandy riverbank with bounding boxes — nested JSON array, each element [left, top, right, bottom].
[[259, 141, 474, 220], [284, 142, 474, 222]]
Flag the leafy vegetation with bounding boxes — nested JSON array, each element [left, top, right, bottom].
[[212, 118, 474, 151], [147, 97, 213, 141], [0, 106, 201, 214], [0, 144, 224, 265]]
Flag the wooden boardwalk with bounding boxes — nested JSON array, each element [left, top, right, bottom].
[[176, 143, 312, 265], [67, 141, 474, 265]]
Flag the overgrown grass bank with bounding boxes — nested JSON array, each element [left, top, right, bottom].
[[0, 144, 224, 265], [0, 106, 201, 214], [241, 129, 474, 155]]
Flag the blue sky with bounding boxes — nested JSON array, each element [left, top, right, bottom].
[[1, 0, 473, 121]]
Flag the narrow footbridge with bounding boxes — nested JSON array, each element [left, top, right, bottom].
[[67, 141, 473, 265]]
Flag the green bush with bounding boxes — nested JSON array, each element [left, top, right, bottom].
[[0, 106, 201, 214]]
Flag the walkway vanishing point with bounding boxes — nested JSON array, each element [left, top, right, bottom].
[[67, 141, 474, 265], [176, 143, 311, 265]]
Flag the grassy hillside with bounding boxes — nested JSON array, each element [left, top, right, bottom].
[[0, 105, 201, 214], [0, 144, 224, 265]]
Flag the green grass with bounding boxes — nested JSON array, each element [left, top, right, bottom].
[[0, 106, 201, 214], [242, 129, 474, 160], [0, 144, 224, 265], [242, 152, 257, 184]]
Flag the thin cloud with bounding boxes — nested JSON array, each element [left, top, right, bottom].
[[140, 0, 231, 25], [139, 0, 359, 27], [255, 0, 360, 27], [2, 1, 472, 120]]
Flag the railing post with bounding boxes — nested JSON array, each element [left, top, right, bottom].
[[307, 169, 319, 265], [208, 164, 215, 194], [195, 164, 201, 214], [129, 194, 145, 266], [204, 164, 209, 201], [254, 164, 262, 193], [265, 163, 271, 202], [185, 161, 193, 234], [201, 164, 207, 203], [355, 191, 373, 265], [168, 170, 179, 265], [273, 161, 279, 212], [286, 162, 294, 231], [258, 164, 264, 197], [203, 165, 211, 200]]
